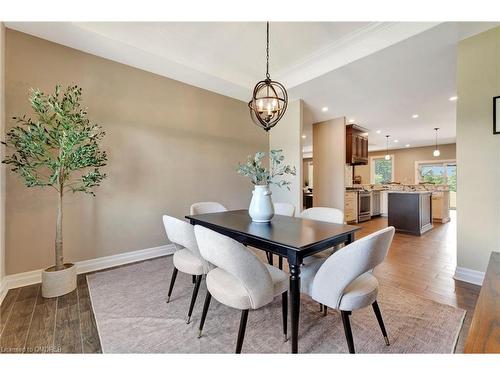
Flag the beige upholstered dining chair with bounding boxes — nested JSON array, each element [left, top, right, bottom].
[[162, 215, 212, 324], [301, 206, 344, 224], [194, 225, 289, 353], [273, 202, 295, 217], [300, 226, 395, 353], [190, 201, 227, 215]]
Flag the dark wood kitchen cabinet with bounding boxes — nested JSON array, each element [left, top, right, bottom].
[[346, 124, 368, 165]]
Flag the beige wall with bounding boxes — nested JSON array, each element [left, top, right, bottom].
[[456, 26, 500, 273], [4, 30, 268, 275], [313, 117, 346, 210], [269, 100, 303, 213], [0, 23, 5, 286], [356, 143, 456, 184]]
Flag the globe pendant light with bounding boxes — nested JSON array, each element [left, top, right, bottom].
[[433, 127, 441, 157], [248, 22, 288, 132], [384, 135, 391, 160]]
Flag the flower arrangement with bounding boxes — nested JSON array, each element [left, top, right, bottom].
[[237, 149, 296, 190]]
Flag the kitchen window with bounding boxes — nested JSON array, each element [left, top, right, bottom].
[[370, 156, 394, 184], [415, 160, 457, 209]]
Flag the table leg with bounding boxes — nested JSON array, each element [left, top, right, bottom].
[[346, 232, 355, 245], [289, 262, 301, 353]]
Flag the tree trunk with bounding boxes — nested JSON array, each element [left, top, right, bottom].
[[55, 189, 64, 270]]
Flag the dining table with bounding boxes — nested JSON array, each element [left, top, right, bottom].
[[186, 209, 360, 353]]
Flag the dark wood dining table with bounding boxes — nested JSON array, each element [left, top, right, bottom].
[[186, 209, 360, 353]]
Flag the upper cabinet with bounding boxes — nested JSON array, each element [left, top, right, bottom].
[[346, 124, 369, 165]]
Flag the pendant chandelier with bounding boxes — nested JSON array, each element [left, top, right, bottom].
[[433, 127, 441, 157], [248, 22, 288, 132], [384, 135, 391, 160]]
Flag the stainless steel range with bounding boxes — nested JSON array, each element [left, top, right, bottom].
[[358, 191, 371, 222]]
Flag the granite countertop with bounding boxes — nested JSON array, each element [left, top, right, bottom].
[[388, 191, 432, 194]]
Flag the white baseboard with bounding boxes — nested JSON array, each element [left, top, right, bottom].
[[0, 244, 175, 305], [0, 276, 7, 306], [453, 266, 485, 286]]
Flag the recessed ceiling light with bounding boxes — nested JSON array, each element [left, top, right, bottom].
[[321, 107, 328, 112], [301, 134, 306, 139], [405, 144, 410, 147], [449, 96, 458, 101], [376, 130, 381, 134], [348, 118, 355, 123], [394, 139, 399, 143], [412, 114, 419, 119]]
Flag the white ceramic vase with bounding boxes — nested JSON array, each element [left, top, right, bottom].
[[249, 184, 274, 223]]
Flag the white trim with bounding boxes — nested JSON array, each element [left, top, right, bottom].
[[0, 244, 176, 304], [0, 276, 7, 306], [370, 155, 395, 184], [453, 266, 485, 286]]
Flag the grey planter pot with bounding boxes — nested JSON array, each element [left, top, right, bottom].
[[41, 263, 77, 298]]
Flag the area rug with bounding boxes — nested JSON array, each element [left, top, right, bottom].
[[87, 256, 465, 353]]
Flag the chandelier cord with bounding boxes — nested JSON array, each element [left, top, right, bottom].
[[266, 21, 270, 79]]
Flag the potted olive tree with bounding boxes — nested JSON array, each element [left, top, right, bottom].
[[2, 85, 107, 298], [237, 149, 295, 223]]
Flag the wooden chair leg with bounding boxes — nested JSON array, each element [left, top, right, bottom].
[[341, 310, 355, 354], [323, 305, 328, 316], [192, 275, 196, 284], [319, 303, 323, 312], [372, 301, 390, 345], [278, 256, 283, 270], [166, 267, 178, 303], [187, 275, 202, 324], [198, 291, 212, 338], [235, 309, 249, 354], [282, 291, 288, 342]]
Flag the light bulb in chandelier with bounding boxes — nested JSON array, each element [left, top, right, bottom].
[[433, 149, 441, 157], [433, 127, 440, 157], [385, 154, 391, 161]]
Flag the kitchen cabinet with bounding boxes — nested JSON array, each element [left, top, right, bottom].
[[388, 192, 433, 236], [371, 190, 381, 216], [344, 191, 358, 223], [380, 191, 388, 216], [346, 124, 368, 165], [432, 191, 450, 223]]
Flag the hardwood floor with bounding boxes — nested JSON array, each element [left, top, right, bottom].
[[0, 211, 480, 354], [0, 275, 101, 353]]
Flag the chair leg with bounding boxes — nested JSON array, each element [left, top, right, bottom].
[[192, 275, 196, 284], [372, 301, 390, 346], [198, 291, 212, 338], [278, 256, 283, 270], [266, 251, 274, 266], [186, 275, 202, 324], [235, 309, 249, 354], [323, 305, 328, 316], [282, 291, 288, 342], [166, 267, 178, 303], [319, 303, 323, 312], [341, 310, 355, 354]]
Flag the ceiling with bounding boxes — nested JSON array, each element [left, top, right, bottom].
[[6, 21, 499, 153], [296, 22, 499, 153]]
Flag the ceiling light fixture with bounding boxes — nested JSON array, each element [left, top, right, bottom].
[[394, 139, 399, 143], [322, 107, 328, 112], [405, 144, 410, 147], [385, 135, 391, 160], [412, 114, 419, 119], [449, 96, 458, 101], [349, 118, 355, 123], [433, 127, 441, 157], [248, 22, 288, 132], [376, 130, 381, 134], [301, 134, 306, 139]]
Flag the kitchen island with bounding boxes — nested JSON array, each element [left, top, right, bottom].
[[388, 191, 433, 236]]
